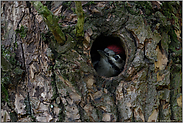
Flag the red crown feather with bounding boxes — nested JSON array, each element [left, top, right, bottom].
[[107, 45, 124, 54]]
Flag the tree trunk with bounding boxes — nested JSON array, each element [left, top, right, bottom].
[[1, 1, 182, 122]]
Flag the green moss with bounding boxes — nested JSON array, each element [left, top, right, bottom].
[[172, 14, 180, 29], [45, 1, 52, 10], [161, 32, 171, 54], [161, 2, 180, 19], [168, 29, 180, 51], [1, 84, 9, 102], [15, 25, 28, 38], [32, 1, 66, 45], [24, 96, 31, 115], [14, 67, 24, 75], [82, 1, 97, 7], [58, 108, 66, 122], [124, 2, 139, 15], [29, 115, 36, 122], [153, 2, 182, 72], [135, 1, 153, 15], [9, 111, 18, 122], [62, 1, 72, 8], [1, 42, 25, 103]]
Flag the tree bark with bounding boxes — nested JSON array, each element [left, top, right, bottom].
[[1, 1, 182, 122]]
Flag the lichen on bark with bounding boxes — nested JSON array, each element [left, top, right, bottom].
[[1, 1, 182, 122]]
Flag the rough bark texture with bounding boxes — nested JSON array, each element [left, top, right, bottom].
[[1, 1, 182, 122]]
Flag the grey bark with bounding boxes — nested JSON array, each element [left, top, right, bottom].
[[1, 1, 182, 122]]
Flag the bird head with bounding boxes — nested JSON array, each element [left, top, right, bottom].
[[97, 45, 124, 70]]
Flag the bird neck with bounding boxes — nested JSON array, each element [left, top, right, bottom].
[[97, 58, 115, 77]]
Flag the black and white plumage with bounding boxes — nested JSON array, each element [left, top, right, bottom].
[[94, 48, 125, 77]]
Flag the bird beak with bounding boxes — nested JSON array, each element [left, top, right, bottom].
[[97, 50, 109, 58]]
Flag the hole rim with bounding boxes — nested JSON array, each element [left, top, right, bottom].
[[90, 33, 128, 78]]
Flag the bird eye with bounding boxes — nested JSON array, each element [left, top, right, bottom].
[[114, 55, 120, 60]]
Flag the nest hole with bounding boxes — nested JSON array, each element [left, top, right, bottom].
[[90, 34, 126, 77]]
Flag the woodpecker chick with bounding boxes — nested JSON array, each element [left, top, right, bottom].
[[94, 46, 125, 77]]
